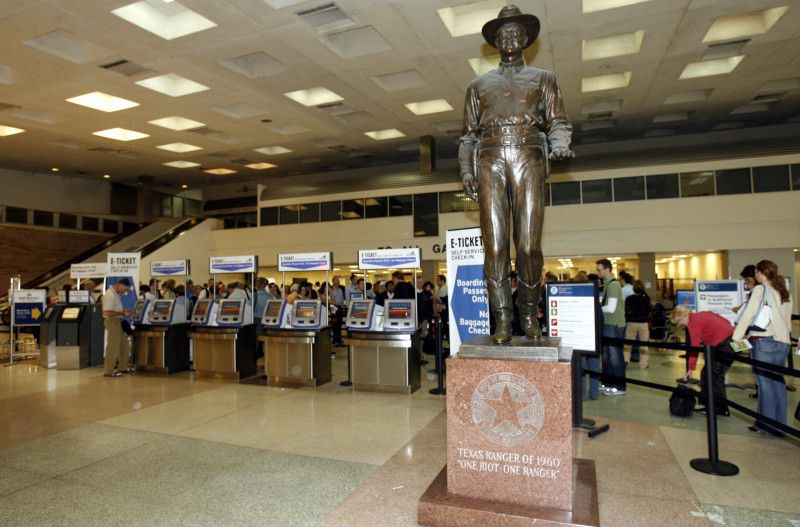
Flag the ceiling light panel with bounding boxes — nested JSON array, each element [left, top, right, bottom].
[[582, 0, 652, 13], [580, 100, 623, 114], [92, 128, 149, 141], [218, 51, 285, 78], [0, 125, 25, 137], [157, 142, 201, 153], [66, 91, 139, 112], [284, 87, 343, 107], [702, 7, 789, 43], [581, 71, 631, 93], [468, 55, 500, 76], [405, 99, 454, 116], [204, 168, 236, 175], [135, 73, 209, 97], [323, 26, 393, 59], [438, 2, 502, 38], [730, 103, 771, 115], [267, 123, 311, 135], [163, 160, 200, 168], [702, 39, 749, 61], [664, 89, 713, 105], [255, 146, 292, 155], [23, 30, 111, 64], [582, 30, 644, 61], [365, 129, 405, 140], [679, 56, 743, 80], [652, 112, 690, 123], [111, 1, 217, 40], [148, 116, 204, 131], [370, 70, 426, 92], [295, 2, 355, 34], [245, 162, 277, 169], [581, 119, 615, 131], [213, 103, 264, 119]]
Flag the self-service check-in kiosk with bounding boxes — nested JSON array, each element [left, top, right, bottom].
[[259, 298, 332, 387], [188, 297, 257, 380], [55, 292, 103, 370], [38, 304, 63, 368], [131, 298, 190, 374]]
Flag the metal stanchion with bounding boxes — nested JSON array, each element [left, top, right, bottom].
[[690, 345, 739, 477], [572, 351, 609, 437], [429, 317, 445, 396]]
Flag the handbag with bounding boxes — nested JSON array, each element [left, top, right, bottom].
[[669, 385, 696, 417], [749, 286, 772, 332]]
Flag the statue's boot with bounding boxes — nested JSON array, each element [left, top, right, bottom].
[[487, 279, 513, 344], [518, 278, 543, 340]]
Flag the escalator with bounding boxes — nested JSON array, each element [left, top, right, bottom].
[[1, 217, 207, 319]]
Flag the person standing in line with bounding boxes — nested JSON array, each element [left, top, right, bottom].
[[345, 273, 360, 304], [619, 272, 634, 300], [254, 277, 270, 322], [669, 305, 734, 416], [103, 278, 132, 377], [331, 277, 345, 345], [624, 280, 651, 369], [733, 260, 793, 436], [392, 271, 415, 300], [596, 258, 627, 396]]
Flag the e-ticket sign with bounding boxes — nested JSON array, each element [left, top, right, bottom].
[[445, 228, 489, 355], [358, 248, 421, 270], [209, 255, 258, 274], [278, 252, 332, 272], [151, 260, 190, 277], [546, 283, 599, 355], [70, 262, 108, 279], [695, 280, 742, 324]]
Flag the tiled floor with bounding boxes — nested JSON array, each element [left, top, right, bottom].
[[0, 347, 798, 526]]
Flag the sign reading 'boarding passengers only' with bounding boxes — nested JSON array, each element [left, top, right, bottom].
[[446, 228, 489, 356]]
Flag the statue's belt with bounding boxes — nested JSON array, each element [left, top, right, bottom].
[[480, 126, 547, 147]]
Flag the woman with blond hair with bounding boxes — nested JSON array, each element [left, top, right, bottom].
[[733, 260, 793, 436], [669, 304, 735, 416]]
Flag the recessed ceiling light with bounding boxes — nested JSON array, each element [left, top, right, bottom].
[[245, 162, 277, 170], [582, 30, 644, 61], [102, 174, 111, 179], [66, 91, 139, 112], [135, 73, 209, 97], [0, 125, 25, 137], [254, 146, 292, 155], [404, 99, 454, 116], [364, 129, 405, 140], [283, 87, 343, 107], [679, 56, 744, 80], [148, 116, 205, 131], [437, 3, 500, 37], [157, 142, 202, 153], [664, 89, 713, 105], [582, 0, 651, 13], [111, 1, 217, 40], [163, 160, 200, 168], [702, 7, 788, 43], [580, 100, 623, 114], [92, 128, 149, 141], [581, 71, 631, 93], [51, 167, 59, 172], [652, 112, 690, 123], [204, 168, 236, 175], [730, 103, 771, 115], [181, 184, 188, 189], [468, 55, 500, 76]]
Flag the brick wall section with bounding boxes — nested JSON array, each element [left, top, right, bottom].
[[0, 225, 110, 291]]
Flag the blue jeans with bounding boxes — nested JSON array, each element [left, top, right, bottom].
[[583, 355, 601, 399], [752, 337, 789, 432], [602, 324, 626, 390]]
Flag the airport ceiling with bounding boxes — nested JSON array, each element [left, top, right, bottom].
[[0, 0, 799, 191]]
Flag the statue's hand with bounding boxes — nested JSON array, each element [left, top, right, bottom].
[[462, 173, 478, 201], [548, 146, 575, 161]]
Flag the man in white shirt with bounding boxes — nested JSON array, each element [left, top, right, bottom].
[[198, 278, 215, 300], [103, 278, 132, 377], [619, 272, 634, 300]]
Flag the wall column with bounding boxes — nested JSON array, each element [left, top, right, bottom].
[[637, 252, 658, 299], [137, 176, 156, 224]]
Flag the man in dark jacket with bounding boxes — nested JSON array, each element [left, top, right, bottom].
[[391, 271, 415, 300]]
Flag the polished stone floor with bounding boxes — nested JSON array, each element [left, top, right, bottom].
[[0, 348, 798, 527]]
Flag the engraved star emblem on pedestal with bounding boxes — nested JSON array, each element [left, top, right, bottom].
[[485, 384, 530, 430]]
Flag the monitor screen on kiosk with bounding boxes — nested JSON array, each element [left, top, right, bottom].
[[151, 301, 171, 317], [62, 307, 80, 320], [193, 300, 210, 318], [220, 301, 241, 316], [265, 301, 283, 318], [387, 301, 412, 320], [350, 301, 371, 319], [133, 301, 147, 320], [293, 301, 317, 319]]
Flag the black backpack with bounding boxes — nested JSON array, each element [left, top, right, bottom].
[[669, 385, 696, 417]]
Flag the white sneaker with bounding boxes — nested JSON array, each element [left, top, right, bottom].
[[601, 387, 626, 396]]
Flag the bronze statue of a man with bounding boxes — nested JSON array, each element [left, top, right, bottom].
[[459, 5, 573, 345]]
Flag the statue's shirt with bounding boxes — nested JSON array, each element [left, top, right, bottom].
[[461, 60, 571, 150]]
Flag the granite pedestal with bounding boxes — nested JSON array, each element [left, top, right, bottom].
[[418, 337, 599, 526]]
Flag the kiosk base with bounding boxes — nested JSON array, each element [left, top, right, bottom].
[[344, 331, 420, 394], [133, 325, 190, 375], [260, 327, 332, 388], [190, 325, 257, 381], [56, 346, 88, 370], [39, 341, 57, 369]]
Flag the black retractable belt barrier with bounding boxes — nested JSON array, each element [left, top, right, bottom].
[[571, 350, 609, 438], [690, 345, 739, 476], [339, 330, 353, 387], [429, 318, 446, 396]]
